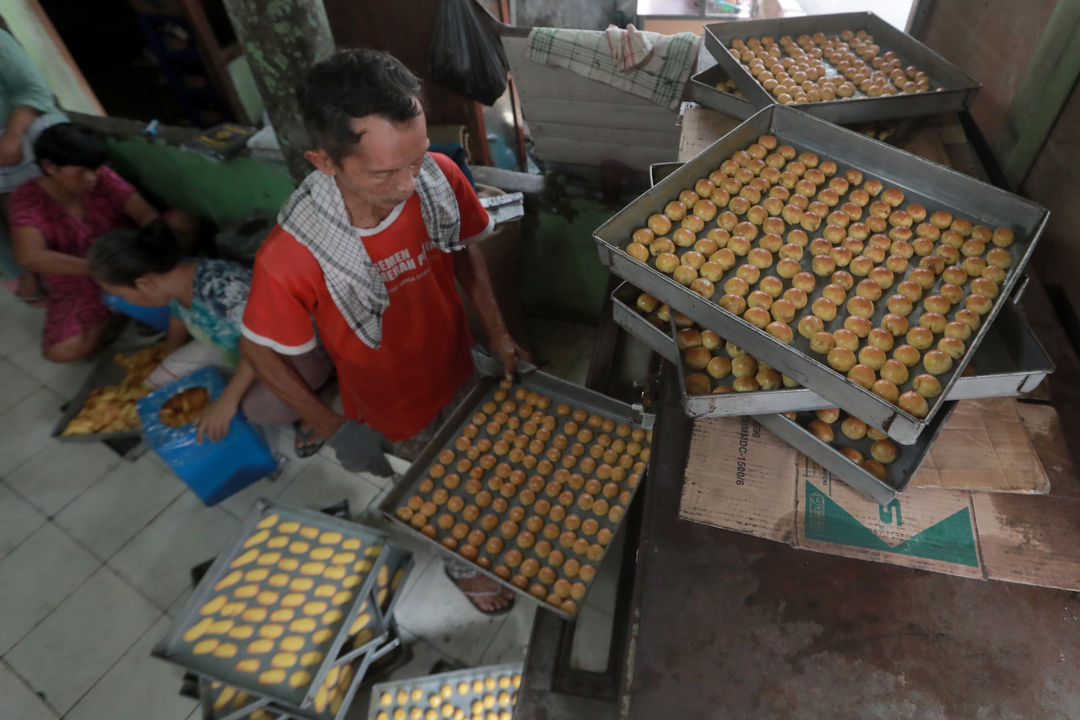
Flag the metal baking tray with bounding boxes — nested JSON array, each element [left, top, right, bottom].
[[611, 282, 679, 364], [154, 499, 393, 711], [703, 12, 981, 124], [379, 356, 653, 621], [367, 663, 522, 720], [689, 63, 756, 120], [593, 104, 1050, 444], [757, 402, 957, 505], [51, 345, 157, 442]]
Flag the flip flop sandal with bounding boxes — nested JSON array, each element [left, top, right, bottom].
[[293, 421, 325, 458], [444, 566, 515, 616]]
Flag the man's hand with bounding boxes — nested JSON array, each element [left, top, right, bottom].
[[327, 420, 394, 476], [196, 398, 238, 443], [0, 133, 24, 167], [489, 332, 533, 380]]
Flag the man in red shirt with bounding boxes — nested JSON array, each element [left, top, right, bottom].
[[240, 49, 529, 613]]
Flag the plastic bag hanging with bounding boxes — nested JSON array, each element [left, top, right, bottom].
[[428, 0, 509, 106]]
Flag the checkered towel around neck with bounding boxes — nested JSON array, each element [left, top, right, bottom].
[[278, 153, 464, 349]]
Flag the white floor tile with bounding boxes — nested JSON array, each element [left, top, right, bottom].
[[44, 358, 97, 402], [276, 454, 383, 513], [568, 604, 614, 673], [5, 440, 122, 517], [392, 557, 509, 666], [215, 457, 300, 519], [0, 481, 47, 558], [0, 662, 58, 720], [166, 586, 192, 619], [0, 301, 43, 358], [479, 598, 536, 666], [0, 356, 38, 414], [6, 566, 162, 715], [6, 341, 88, 389], [108, 492, 239, 611], [54, 454, 186, 560], [64, 614, 197, 720], [0, 387, 63, 477], [0, 523, 100, 654]]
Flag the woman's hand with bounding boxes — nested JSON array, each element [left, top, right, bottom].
[[196, 397, 238, 443], [0, 132, 23, 167]]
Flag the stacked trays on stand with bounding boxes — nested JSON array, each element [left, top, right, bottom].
[[366, 663, 523, 720], [153, 499, 415, 720]]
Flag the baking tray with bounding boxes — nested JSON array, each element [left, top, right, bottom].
[[51, 345, 157, 442], [757, 402, 957, 505], [689, 63, 756, 121], [703, 12, 981, 124], [611, 282, 679, 364], [379, 357, 654, 621], [593, 104, 1050, 444], [154, 499, 393, 711], [367, 663, 522, 720]]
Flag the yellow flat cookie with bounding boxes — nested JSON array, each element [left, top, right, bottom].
[[323, 565, 346, 581], [377, 588, 388, 608], [234, 584, 259, 599], [331, 591, 353, 606], [280, 635, 305, 652], [256, 591, 279, 605], [302, 601, 328, 616], [230, 549, 259, 567], [365, 545, 384, 557], [319, 531, 343, 545], [289, 670, 313, 688], [331, 552, 356, 565], [312, 628, 333, 643], [398, 689, 410, 705], [313, 584, 336, 598], [391, 569, 406, 591], [235, 658, 260, 674], [255, 551, 281, 566], [214, 570, 243, 590], [278, 558, 300, 571], [258, 624, 284, 638], [212, 642, 238, 658], [279, 521, 300, 533], [213, 686, 236, 712], [348, 612, 371, 635], [300, 562, 326, 576], [353, 559, 373, 573], [300, 650, 324, 666], [247, 639, 274, 654], [267, 573, 290, 587], [193, 638, 219, 655], [290, 618, 317, 633], [270, 607, 294, 622], [258, 669, 286, 685], [342, 574, 362, 589], [281, 593, 306, 608], [242, 607, 268, 623], [256, 514, 279, 529], [271, 652, 298, 669], [376, 566, 389, 587], [183, 617, 213, 642], [244, 568, 270, 582], [243, 530, 269, 548], [325, 666, 341, 686], [299, 526, 320, 539], [228, 625, 254, 639], [267, 536, 289, 549], [289, 541, 310, 555], [353, 628, 373, 646], [207, 619, 233, 634], [411, 688, 423, 702], [220, 602, 246, 617], [322, 609, 344, 625], [200, 595, 227, 615], [290, 577, 314, 592], [342, 538, 361, 551], [313, 685, 329, 712], [310, 547, 334, 561]]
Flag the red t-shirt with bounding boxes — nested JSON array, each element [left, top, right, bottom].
[[242, 153, 490, 441]]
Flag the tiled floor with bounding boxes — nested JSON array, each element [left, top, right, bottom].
[[0, 287, 602, 719]]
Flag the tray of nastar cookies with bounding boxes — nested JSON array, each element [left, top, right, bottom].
[[380, 355, 653, 620], [52, 344, 165, 442], [154, 500, 394, 711], [367, 663, 523, 720], [594, 104, 1049, 445]]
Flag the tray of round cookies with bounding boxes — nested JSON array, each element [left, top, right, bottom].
[[594, 104, 1050, 445]]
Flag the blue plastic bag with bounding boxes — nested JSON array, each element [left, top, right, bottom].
[[104, 293, 171, 333], [137, 366, 276, 505]]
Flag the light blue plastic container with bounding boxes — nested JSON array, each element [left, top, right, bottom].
[[136, 366, 276, 505], [104, 293, 171, 332]]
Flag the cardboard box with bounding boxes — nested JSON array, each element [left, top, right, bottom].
[[680, 399, 1080, 590]]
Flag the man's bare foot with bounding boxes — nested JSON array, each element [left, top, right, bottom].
[[448, 571, 516, 615]]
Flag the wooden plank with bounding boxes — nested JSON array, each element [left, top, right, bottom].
[[529, 137, 678, 171], [677, 106, 742, 161], [991, 0, 1080, 187], [520, 98, 679, 134], [529, 120, 677, 150]]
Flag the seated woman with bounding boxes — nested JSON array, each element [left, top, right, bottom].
[[7, 122, 196, 362], [88, 222, 333, 455]]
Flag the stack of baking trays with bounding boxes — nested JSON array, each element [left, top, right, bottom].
[[376, 350, 654, 620], [593, 18, 1053, 505], [153, 499, 415, 720]]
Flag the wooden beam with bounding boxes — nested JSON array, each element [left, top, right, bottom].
[[991, 0, 1080, 188]]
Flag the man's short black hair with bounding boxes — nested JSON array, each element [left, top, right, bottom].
[[33, 123, 109, 170], [299, 48, 424, 164]]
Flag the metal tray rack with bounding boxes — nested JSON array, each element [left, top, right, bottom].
[[367, 663, 523, 720], [379, 353, 654, 621], [703, 12, 981, 124], [594, 105, 1050, 445], [757, 404, 957, 505], [154, 500, 397, 713]]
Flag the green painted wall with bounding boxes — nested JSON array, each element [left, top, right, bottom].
[[105, 136, 295, 227]]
